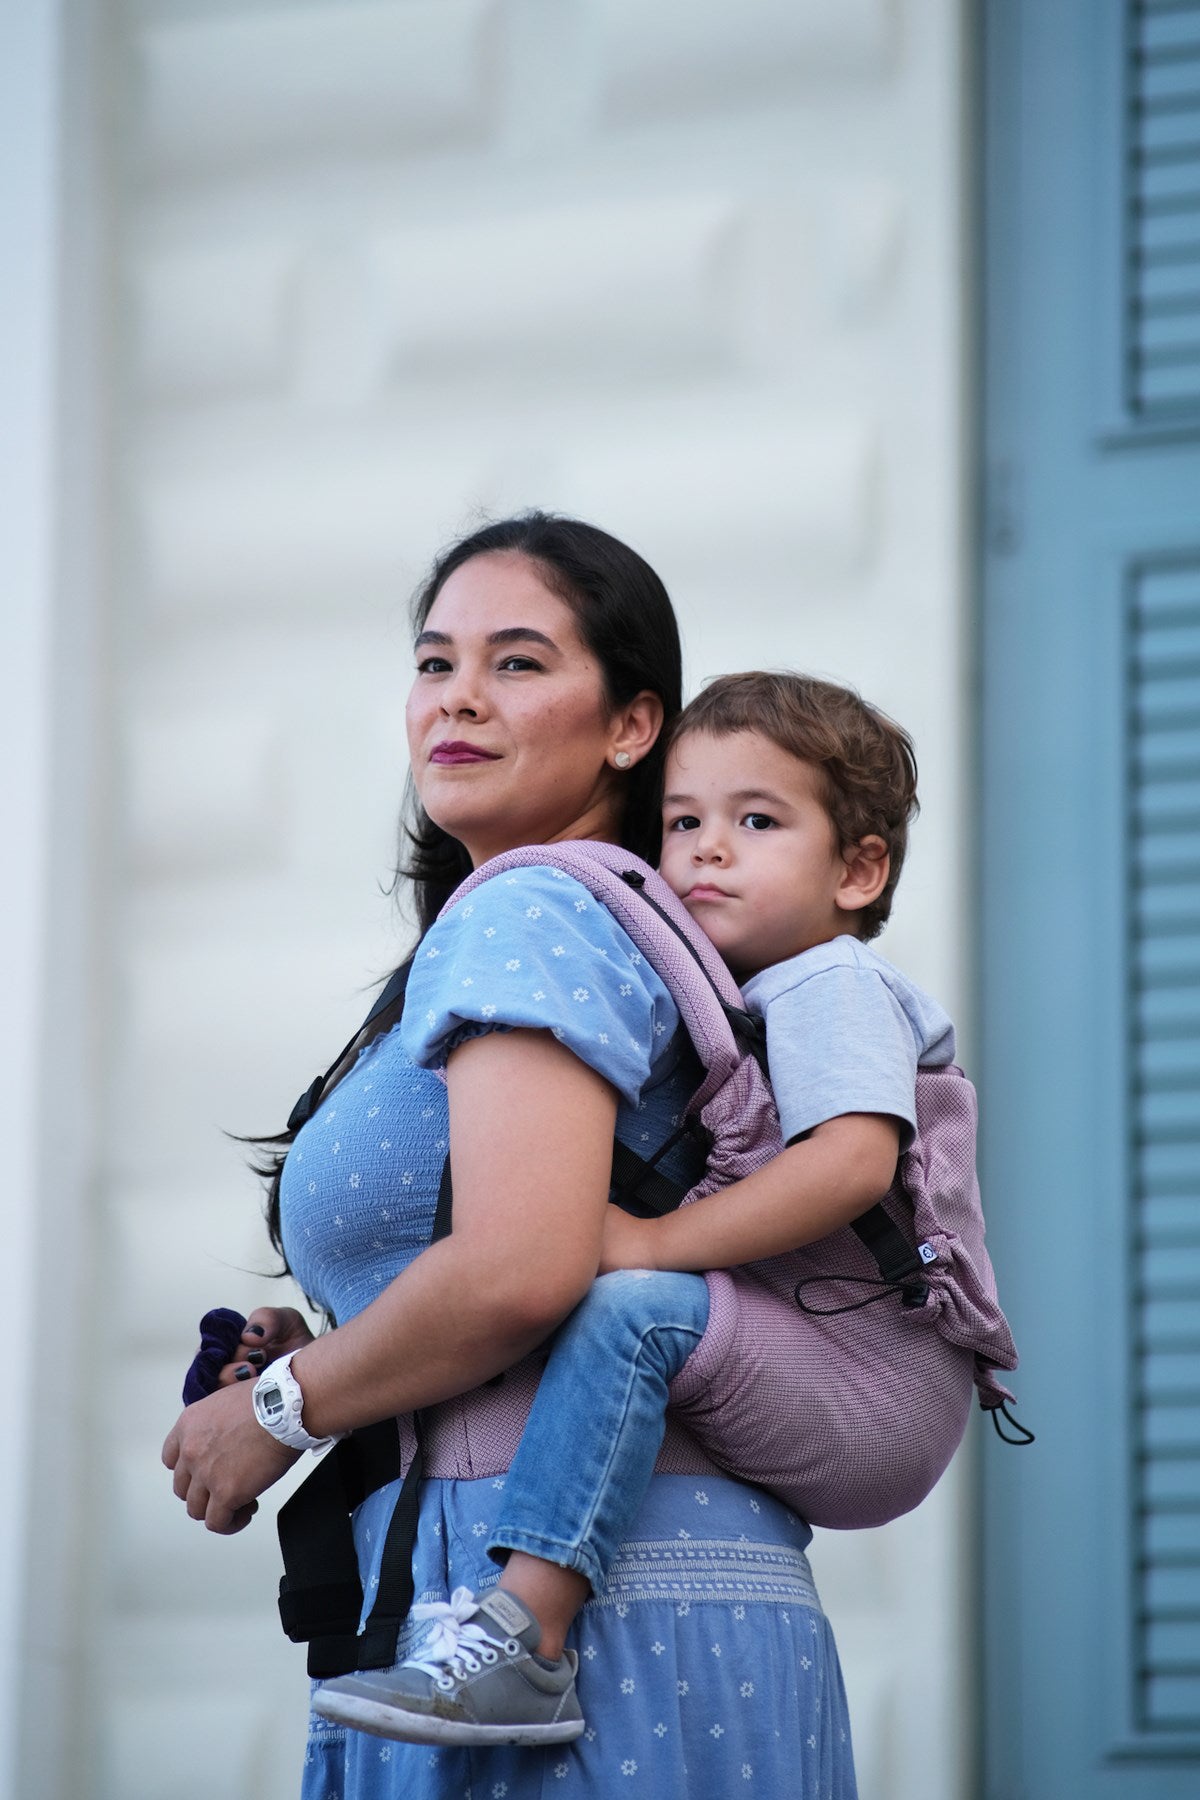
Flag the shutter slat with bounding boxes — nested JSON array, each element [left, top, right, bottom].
[[1134, 833, 1200, 881], [1145, 1455, 1200, 1508], [1135, 780, 1200, 830], [1135, 729, 1200, 782], [1139, 1137, 1200, 1188], [1141, 1195, 1200, 1238], [1134, 673, 1200, 727], [1139, 1035, 1200, 1081], [1142, 9, 1200, 61], [1144, 1406, 1200, 1454], [1146, 1674, 1200, 1723], [1140, 1243, 1200, 1286], [1146, 1567, 1200, 1612], [1141, 1295, 1200, 1338], [1135, 930, 1200, 979], [1145, 1511, 1200, 1558]]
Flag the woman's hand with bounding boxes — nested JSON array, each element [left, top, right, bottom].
[[217, 1305, 314, 1387], [162, 1382, 300, 1534], [599, 1206, 663, 1274]]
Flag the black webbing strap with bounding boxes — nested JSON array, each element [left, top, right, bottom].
[[286, 961, 413, 1135], [276, 1156, 455, 1676], [290, 1158, 457, 1676], [849, 1201, 927, 1287], [273, 963, 451, 1678], [610, 1139, 690, 1220], [787, 1199, 934, 1317], [277, 1418, 404, 1676]]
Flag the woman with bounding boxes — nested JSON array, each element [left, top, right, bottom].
[[164, 513, 857, 1798]]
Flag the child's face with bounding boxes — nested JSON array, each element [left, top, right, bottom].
[[660, 730, 874, 981]]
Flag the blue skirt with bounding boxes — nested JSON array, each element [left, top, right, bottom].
[[301, 1473, 857, 1800]]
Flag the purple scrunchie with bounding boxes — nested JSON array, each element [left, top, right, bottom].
[[182, 1306, 248, 1405]]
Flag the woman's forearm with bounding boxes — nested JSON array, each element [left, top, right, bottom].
[[290, 1232, 572, 1437], [293, 1028, 619, 1438], [611, 1113, 901, 1274]]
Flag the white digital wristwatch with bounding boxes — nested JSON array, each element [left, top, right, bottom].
[[251, 1352, 345, 1453]]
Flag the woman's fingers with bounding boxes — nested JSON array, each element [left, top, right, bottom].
[[216, 1357, 260, 1388], [185, 1477, 211, 1523], [213, 1306, 316, 1387], [222, 1499, 260, 1535], [162, 1387, 298, 1534], [242, 1305, 315, 1358]]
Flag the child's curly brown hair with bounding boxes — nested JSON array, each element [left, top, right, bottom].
[[670, 671, 919, 941]]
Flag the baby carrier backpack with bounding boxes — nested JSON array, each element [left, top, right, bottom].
[[274, 842, 1021, 1677]]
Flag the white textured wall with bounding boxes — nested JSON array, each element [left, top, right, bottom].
[[43, 2, 972, 1796]]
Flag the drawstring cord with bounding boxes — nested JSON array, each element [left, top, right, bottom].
[[793, 1274, 930, 1318], [986, 1398, 1035, 1445]]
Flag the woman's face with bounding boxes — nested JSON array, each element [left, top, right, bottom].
[[406, 551, 634, 866]]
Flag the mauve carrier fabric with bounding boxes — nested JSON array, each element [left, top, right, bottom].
[[431, 842, 1019, 1530]]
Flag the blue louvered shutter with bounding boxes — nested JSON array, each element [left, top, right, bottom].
[[1131, 561, 1200, 1733], [1127, 0, 1200, 415], [983, 1, 1200, 1792]]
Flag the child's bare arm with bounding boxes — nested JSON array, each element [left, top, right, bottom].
[[598, 1112, 901, 1274]]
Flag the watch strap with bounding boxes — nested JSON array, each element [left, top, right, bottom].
[[252, 1351, 345, 1454]]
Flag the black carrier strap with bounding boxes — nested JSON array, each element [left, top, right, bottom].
[[286, 961, 413, 1135], [277, 1154, 455, 1677], [275, 960, 449, 1679], [849, 1202, 931, 1297]]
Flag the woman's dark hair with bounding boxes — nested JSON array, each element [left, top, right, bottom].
[[257, 511, 682, 1276]]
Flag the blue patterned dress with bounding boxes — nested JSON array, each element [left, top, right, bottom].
[[280, 866, 857, 1800]]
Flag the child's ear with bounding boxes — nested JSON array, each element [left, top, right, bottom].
[[837, 835, 890, 917]]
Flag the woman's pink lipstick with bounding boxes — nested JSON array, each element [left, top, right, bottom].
[[430, 740, 501, 765]]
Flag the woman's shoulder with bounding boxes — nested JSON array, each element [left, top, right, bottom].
[[433, 861, 661, 967], [402, 860, 680, 1105], [444, 859, 617, 920]]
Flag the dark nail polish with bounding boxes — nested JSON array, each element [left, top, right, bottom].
[[246, 1324, 266, 1337], [246, 1350, 265, 1367], [235, 1365, 254, 1381]]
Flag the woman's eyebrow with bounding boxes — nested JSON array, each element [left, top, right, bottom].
[[413, 627, 560, 650], [487, 627, 560, 650]]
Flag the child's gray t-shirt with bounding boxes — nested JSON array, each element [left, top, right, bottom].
[[740, 934, 956, 1150]]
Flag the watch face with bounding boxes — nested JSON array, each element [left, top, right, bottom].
[[256, 1381, 285, 1428]]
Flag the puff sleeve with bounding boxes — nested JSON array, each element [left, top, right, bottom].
[[400, 865, 680, 1108]]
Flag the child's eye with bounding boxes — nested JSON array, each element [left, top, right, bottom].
[[416, 655, 452, 675], [742, 812, 777, 831], [666, 814, 701, 833]]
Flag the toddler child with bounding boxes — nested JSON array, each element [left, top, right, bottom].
[[313, 670, 957, 1747]]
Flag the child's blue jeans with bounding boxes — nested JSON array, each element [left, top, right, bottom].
[[487, 1268, 711, 1594]]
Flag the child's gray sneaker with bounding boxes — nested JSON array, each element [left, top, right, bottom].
[[310, 1585, 585, 1747]]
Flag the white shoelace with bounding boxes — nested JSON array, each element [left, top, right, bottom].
[[403, 1587, 517, 1685]]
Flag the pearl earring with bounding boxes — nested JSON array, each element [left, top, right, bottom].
[[614, 751, 632, 769]]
